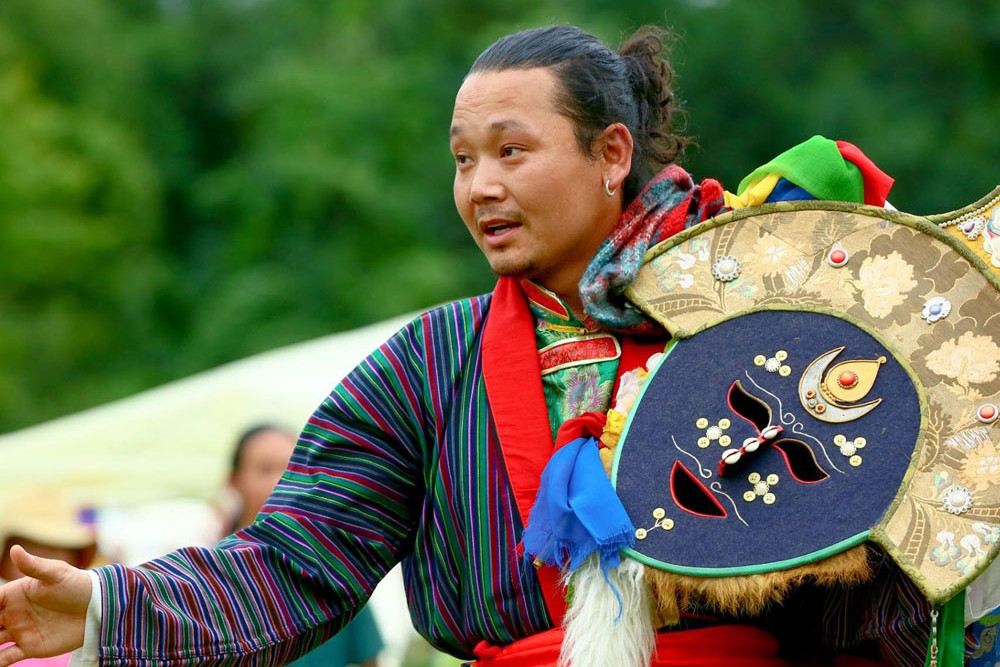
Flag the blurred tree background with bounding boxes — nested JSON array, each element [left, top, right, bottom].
[[1, 0, 998, 433]]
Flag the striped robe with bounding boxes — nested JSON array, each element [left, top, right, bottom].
[[96, 293, 555, 666], [93, 285, 948, 667]]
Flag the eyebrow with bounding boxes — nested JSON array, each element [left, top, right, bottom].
[[449, 119, 532, 138]]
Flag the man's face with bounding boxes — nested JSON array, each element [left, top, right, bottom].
[[230, 429, 296, 527], [450, 67, 619, 301]]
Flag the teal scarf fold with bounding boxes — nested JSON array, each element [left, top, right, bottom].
[[579, 165, 727, 335]]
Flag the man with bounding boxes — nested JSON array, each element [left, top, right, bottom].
[[0, 24, 975, 667]]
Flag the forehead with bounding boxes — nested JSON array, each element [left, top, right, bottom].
[[241, 430, 295, 464], [451, 67, 565, 134]]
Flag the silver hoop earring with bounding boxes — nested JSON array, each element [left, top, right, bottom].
[[604, 179, 617, 197]]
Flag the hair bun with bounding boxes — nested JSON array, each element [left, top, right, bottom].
[[619, 26, 688, 169]]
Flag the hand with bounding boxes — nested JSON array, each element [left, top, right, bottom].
[[0, 545, 92, 667]]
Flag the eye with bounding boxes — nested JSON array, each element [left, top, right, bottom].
[[500, 145, 524, 158], [454, 153, 471, 166]]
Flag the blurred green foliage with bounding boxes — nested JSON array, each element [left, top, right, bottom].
[[1, 0, 998, 432]]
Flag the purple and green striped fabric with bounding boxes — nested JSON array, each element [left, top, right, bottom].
[[96, 294, 553, 665]]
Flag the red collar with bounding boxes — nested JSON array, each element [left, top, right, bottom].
[[482, 277, 554, 525], [482, 277, 665, 625]]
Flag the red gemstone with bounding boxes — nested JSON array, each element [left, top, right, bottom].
[[981, 404, 998, 421], [838, 371, 858, 388], [829, 249, 847, 265]]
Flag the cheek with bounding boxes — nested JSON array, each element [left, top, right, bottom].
[[250, 476, 274, 498], [518, 157, 588, 212], [453, 180, 476, 231], [453, 180, 468, 216]]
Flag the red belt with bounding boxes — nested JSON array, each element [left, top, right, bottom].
[[470, 624, 790, 667]]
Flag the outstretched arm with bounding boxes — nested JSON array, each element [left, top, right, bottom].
[[0, 308, 445, 667], [88, 314, 435, 667], [0, 545, 91, 666]]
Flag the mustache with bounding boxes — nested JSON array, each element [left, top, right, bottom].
[[475, 209, 525, 225]]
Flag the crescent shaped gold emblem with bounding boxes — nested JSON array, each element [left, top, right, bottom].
[[797, 347, 885, 423]]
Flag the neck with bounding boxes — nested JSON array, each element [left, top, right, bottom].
[[531, 277, 585, 321], [560, 292, 586, 321]]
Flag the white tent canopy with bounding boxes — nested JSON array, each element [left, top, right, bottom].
[[0, 312, 418, 509]]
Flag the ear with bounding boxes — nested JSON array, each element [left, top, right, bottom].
[[597, 123, 634, 193]]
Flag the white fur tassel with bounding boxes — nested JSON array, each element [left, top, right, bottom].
[[560, 555, 654, 667]]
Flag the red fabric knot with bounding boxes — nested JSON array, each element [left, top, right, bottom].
[[553, 411, 607, 449]]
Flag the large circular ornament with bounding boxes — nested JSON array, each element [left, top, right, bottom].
[[612, 310, 921, 575]]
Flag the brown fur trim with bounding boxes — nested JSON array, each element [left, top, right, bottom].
[[644, 543, 873, 625]]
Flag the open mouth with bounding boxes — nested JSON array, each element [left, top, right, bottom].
[[485, 221, 520, 236]]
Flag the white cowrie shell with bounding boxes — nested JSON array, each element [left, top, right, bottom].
[[761, 425, 781, 440]]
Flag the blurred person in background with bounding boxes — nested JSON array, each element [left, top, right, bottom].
[[227, 424, 383, 667], [225, 424, 301, 534], [0, 488, 97, 667]]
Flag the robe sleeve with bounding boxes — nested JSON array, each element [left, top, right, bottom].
[[93, 315, 432, 667]]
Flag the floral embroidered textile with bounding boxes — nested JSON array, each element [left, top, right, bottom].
[[523, 281, 620, 439]]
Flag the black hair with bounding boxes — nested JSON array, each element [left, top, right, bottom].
[[468, 24, 689, 204], [230, 423, 293, 475]]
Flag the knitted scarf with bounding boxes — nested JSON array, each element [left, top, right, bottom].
[[579, 165, 727, 335]]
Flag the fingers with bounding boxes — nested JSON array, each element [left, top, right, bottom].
[[9, 546, 62, 584], [0, 642, 27, 667], [8, 546, 40, 580]]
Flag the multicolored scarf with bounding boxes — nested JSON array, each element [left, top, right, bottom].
[[579, 165, 727, 335]]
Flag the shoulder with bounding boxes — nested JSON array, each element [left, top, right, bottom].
[[417, 293, 492, 325], [364, 294, 493, 369], [406, 293, 493, 341]]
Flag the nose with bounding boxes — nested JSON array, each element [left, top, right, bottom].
[[468, 159, 506, 205]]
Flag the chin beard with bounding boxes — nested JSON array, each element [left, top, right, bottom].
[[488, 257, 536, 279]]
